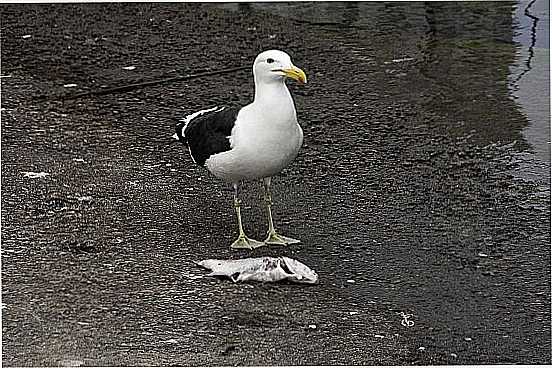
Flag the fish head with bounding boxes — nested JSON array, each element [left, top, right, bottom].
[[281, 257, 319, 284]]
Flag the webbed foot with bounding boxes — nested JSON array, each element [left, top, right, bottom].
[[231, 235, 265, 249], [264, 232, 301, 246]]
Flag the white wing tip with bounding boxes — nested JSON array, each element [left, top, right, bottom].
[[183, 106, 222, 124], [179, 106, 226, 142]]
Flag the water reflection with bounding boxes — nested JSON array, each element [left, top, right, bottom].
[[510, 0, 550, 185], [413, 2, 527, 149], [215, 1, 548, 184], [342, 2, 359, 26], [511, 0, 541, 88]]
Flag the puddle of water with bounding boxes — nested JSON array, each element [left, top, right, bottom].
[[509, 0, 551, 186], [217, 2, 549, 189], [217, 2, 428, 30]]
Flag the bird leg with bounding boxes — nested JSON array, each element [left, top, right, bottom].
[[262, 177, 301, 246], [230, 183, 264, 249]]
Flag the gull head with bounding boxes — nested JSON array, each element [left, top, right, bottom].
[[253, 50, 307, 85]]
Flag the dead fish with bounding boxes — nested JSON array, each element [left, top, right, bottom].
[[196, 256, 318, 284]]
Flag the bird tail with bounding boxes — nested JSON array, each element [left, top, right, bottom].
[[173, 118, 188, 146]]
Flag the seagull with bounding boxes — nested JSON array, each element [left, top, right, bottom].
[[175, 50, 307, 250]]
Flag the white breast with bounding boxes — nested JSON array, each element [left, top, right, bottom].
[[205, 103, 303, 182]]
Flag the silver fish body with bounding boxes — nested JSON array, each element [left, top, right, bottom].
[[197, 256, 318, 284]]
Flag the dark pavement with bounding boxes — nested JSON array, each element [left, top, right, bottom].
[[1, 2, 550, 366]]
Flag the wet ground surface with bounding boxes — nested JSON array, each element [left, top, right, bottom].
[[1, 2, 550, 366]]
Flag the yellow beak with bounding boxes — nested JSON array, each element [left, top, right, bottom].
[[282, 66, 307, 84]]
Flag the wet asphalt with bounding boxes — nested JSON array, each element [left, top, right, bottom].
[[1, 2, 550, 366]]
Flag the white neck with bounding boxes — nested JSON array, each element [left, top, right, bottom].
[[253, 79, 295, 112]]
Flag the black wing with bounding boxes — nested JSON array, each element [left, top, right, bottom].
[[177, 107, 239, 166]]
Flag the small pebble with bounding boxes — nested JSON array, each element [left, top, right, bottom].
[[22, 171, 49, 179], [392, 57, 414, 63], [418, 346, 425, 351], [464, 337, 472, 341], [346, 279, 355, 284], [58, 360, 84, 367], [308, 324, 316, 329]]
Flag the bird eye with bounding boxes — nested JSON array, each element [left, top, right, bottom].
[[266, 58, 275, 64]]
